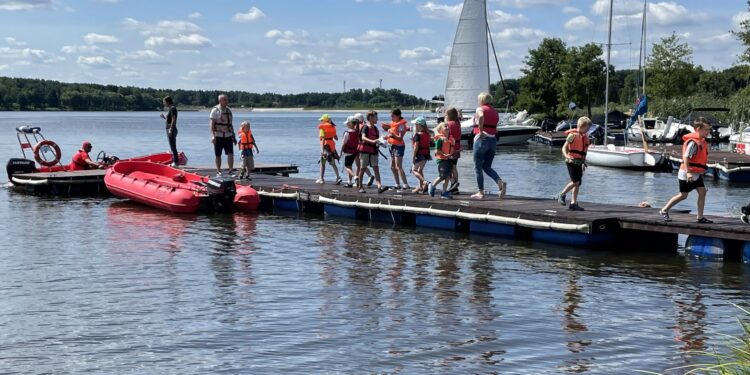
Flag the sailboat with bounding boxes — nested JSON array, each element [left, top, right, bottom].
[[444, 0, 539, 146], [584, 0, 664, 169]]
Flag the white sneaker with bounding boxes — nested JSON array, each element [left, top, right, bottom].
[[315, 179, 324, 184]]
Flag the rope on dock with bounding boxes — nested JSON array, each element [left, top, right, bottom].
[[317, 196, 590, 233]]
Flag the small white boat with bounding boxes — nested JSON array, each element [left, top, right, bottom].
[[586, 144, 664, 169]]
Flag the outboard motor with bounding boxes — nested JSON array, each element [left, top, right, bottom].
[[6, 158, 37, 181], [206, 176, 237, 212]]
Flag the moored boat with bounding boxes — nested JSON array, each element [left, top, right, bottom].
[[104, 161, 259, 213]]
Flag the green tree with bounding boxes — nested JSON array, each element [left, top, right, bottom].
[[556, 43, 606, 118], [517, 38, 567, 116], [733, 1, 750, 64], [646, 32, 696, 100]]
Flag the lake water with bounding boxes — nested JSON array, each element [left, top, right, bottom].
[[1, 111, 749, 374]]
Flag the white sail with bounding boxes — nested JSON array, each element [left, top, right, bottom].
[[444, 0, 489, 111]]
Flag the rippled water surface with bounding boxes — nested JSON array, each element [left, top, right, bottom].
[[1, 111, 749, 374]]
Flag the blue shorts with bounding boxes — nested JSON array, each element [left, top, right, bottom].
[[241, 149, 253, 158], [390, 145, 405, 157]]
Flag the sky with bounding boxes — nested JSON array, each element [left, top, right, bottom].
[[0, 0, 748, 98]]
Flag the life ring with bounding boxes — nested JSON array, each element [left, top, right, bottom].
[[33, 140, 62, 167]]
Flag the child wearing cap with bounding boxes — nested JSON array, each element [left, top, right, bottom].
[[411, 117, 432, 193], [317, 114, 342, 185], [427, 123, 455, 199]]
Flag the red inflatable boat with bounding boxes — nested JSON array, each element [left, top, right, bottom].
[[105, 161, 260, 213]]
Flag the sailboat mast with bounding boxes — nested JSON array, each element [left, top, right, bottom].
[[641, 0, 647, 97], [604, 0, 613, 142]]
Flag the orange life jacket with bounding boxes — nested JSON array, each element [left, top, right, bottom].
[[680, 132, 709, 173], [387, 119, 407, 145], [238, 129, 255, 150], [435, 135, 454, 160], [318, 122, 337, 150], [565, 129, 590, 160]]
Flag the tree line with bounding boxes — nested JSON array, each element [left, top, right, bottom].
[[0, 77, 424, 111]]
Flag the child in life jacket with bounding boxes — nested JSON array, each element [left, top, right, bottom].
[[317, 114, 342, 185], [659, 117, 713, 223], [427, 122, 455, 199], [357, 110, 387, 194], [411, 117, 432, 193], [555, 116, 591, 211], [340, 116, 360, 187], [237, 120, 260, 180], [382, 108, 411, 191]]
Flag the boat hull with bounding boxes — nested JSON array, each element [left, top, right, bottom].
[[105, 161, 259, 213], [585, 145, 665, 169]]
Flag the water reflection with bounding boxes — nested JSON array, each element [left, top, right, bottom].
[[558, 270, 593, 373], [106, 201, 192, 254]]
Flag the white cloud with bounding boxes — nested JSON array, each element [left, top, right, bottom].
[[399, 46, 436, 59], [265, 29, 309, 47], [232, 6, 265, 22], [76, 55, 113, 68], [145, 34, 213, 49], [0, 64, 8, 70], [416, 2, 462, 20], [338, 30, 397, 48], [4, 36, 26, 46], [564, 15, 593, 30], [0, 46, 50, 61], [492, 0, 568, 8], [83, 33, 119, 44], [425, 55, 450, 66], [0, 0, 52, 11], [489, 10, 528, 27], [61, 45, 101, 54], [119, 49, 164, 63], [123, 18, 202, 37], [562, 6, 579, 14], [188, 12, 201, 19], [493, 27, 546, 45]]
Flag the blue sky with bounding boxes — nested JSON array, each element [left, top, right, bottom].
[[0, 0, 747, 98]]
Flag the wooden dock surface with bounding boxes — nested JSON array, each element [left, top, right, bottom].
[[231, 174, 750, 242], [531, 131, 568, 146]]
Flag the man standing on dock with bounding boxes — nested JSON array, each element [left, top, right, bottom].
[[210, 94, 236, 176]]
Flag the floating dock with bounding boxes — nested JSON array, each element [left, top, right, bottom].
[[661, 145, 750, 182], [196, 173, 750, 262], [9, 163, 299, 195], [531, 131, 568, 146]]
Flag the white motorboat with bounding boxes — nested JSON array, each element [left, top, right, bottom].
[[442, 0, 538, 146], [729, 126, 750, 155]]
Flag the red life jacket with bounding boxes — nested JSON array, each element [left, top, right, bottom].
[[447, 120, 462, 151], [343, 129, 359, 154], [414, 131, 431, 156], [238, 129, 255, 150], [565, 129, 590, 160], [681, 132, 709, 173], [474, 104, 499, 136], [358, 125, 379, 154], [69, 149, 90, 171]]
